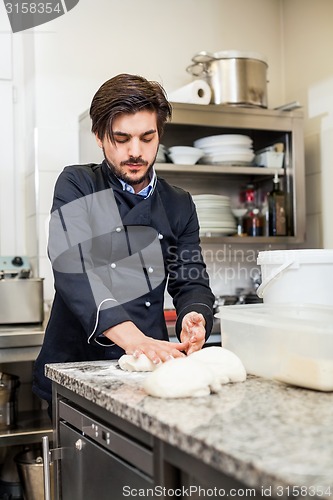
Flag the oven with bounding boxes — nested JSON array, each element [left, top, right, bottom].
[[43, 400, 154, 500]]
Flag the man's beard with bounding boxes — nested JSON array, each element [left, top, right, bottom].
[[103, 150, 156, 186]]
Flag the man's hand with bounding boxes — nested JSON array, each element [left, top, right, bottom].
[[103, 321, 188, 365], [180, 311, 206, 355]]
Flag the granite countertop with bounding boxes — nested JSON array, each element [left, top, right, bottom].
[[46, 360, 333, 499]]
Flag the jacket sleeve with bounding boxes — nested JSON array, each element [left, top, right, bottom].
[[48, 166, 133, 346], [165, 192, 215, 340]]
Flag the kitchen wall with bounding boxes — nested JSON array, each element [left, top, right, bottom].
[[282, 0, 333, 249], [21, 0, 286, 301], [1, 0, 332, 303]]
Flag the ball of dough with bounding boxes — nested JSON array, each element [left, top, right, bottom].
[[189, 346, 247, 388], [143, 357, 214, 398], [118, 354, 157, 372]]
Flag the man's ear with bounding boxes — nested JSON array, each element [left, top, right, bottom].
[[95, 134, 103, 148]]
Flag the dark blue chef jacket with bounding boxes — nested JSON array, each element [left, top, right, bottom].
[[33, 161, 215, 404]]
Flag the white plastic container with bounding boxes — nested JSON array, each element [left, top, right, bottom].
[[216, 304, 333, 391], [255, 151, 284, 168], [256, 249, 333, 305]]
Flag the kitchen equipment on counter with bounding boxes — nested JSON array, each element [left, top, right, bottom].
[[15, 445, 54, 500], [0, 372, 20, 429], [214, 295, 239, 308], [187, 50, 268, 107], [256, 249, 333, 305], [214, 290, 262, 311], [0, 256, 44, 325], [217, 303, 333, 391]]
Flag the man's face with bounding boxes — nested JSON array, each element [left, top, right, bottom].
[[96, 110, 159, 193]]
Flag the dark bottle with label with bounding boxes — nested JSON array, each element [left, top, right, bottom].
[[268, 173, 287, 236]]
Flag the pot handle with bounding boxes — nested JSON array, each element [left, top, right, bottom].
[[256, 260, 294, 298], [186, 63, 206, 77], [191, 51, 216, 64]]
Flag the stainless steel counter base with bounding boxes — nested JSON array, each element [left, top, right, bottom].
[[0, 323, 45, 362]]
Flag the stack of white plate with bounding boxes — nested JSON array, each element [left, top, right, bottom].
[[193, 194, 237, 236], [194, 134, 254, 165]]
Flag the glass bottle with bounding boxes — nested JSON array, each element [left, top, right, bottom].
[[268, 173, 287, 236], [242, 183, 264, 236], [261, 194, 270, 236], [244, 207, 264, 236]]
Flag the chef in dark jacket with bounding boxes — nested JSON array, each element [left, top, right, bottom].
[[33, 73, 215, 410]]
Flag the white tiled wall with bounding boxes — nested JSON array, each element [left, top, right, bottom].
[[0, 81, 16, 255], [283, 0, 333, 249], [301, 131, 322, 248]]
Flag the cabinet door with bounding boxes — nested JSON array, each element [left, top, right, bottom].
[[59, 422, 153, 500]]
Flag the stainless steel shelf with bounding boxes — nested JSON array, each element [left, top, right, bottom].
[[0, 324, 49, 446], [0, 410, 52, 447], [200, 235, 299, 245], [156, 163, 280, 176], [0, 323, 45, 348]]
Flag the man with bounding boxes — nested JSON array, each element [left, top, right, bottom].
[[33, 73, 215, 408]]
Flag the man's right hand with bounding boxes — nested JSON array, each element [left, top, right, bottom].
[[103, 321, 188, 365]]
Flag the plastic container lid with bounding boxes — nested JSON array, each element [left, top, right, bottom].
[[257, 249, 333, 265], [216, 303, 333, 334]]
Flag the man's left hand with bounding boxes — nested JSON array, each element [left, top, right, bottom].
[[180, 311, 206, 355]]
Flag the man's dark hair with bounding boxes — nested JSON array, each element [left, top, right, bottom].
[[90, 73, 172, 143]]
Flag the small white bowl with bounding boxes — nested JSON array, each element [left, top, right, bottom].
[[168, 146, 204, 165]]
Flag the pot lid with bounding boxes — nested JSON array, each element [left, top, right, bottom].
[[213, 50, 268, 65], [192, 50, 268, 65]]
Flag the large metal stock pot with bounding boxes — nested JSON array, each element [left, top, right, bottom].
[[187, 50, 268, 108]]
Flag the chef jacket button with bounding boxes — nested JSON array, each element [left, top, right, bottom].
[[115, 227, 122, 232], [145, 301, 151, 307], [158, 233, 163, 240], [148, 267, 153, 273], [110, 263, 116, 269]]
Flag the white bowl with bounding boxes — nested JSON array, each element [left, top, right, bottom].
[[168, 146, 204, 165]]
